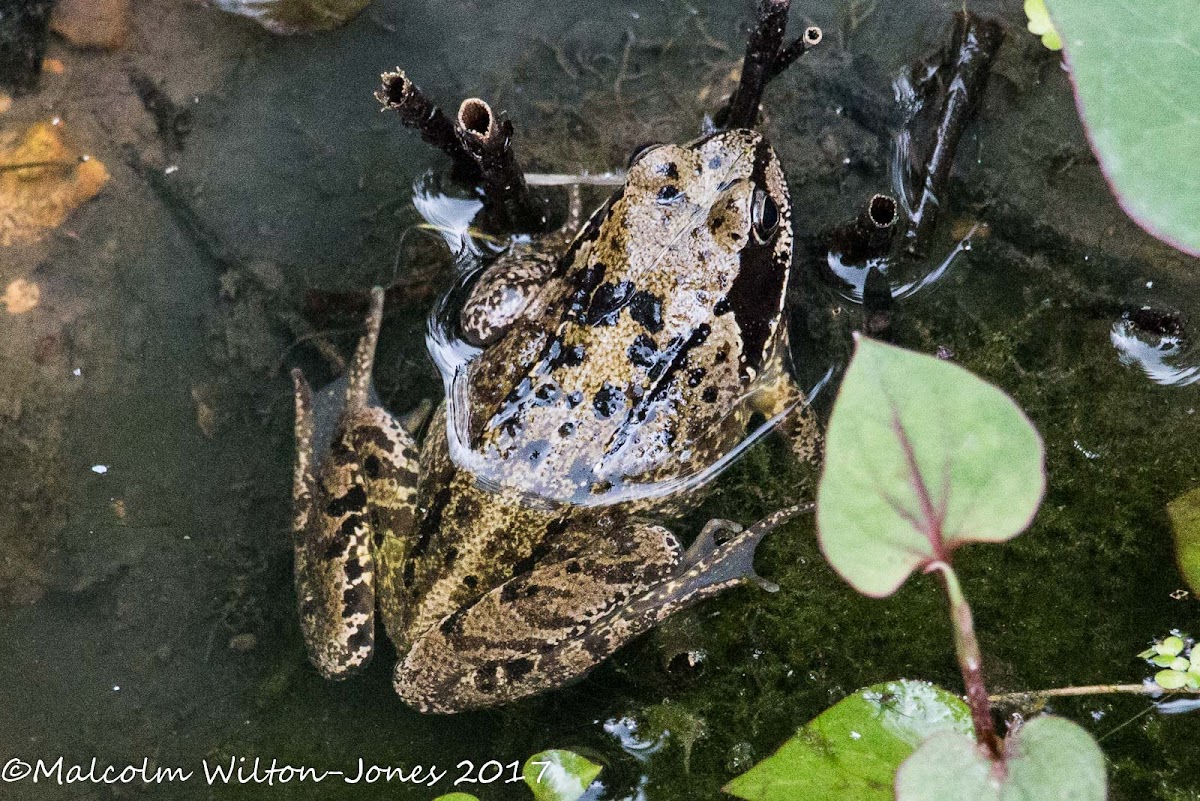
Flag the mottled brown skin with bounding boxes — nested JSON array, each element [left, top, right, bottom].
[[292, 130, 819, 713]]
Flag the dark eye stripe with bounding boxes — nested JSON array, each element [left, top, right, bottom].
[[724, 139, 790, 377]]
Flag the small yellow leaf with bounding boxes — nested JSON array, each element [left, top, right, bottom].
[[3, 278, 40, 314]]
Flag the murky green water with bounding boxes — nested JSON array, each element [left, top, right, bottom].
[[2, 1, 1198, 799]]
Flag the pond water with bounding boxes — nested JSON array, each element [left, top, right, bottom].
[[1, 0, 1198, 799]]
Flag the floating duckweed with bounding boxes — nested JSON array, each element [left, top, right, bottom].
[[1157, 636, 1185, 656], [1023, 0, 1063, 51], [1156, 670, 1190, 690], [1141, 633, 1200, 690]]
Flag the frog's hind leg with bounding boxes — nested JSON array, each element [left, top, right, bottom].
[[292, 287, 420, 679], [392, 520, 682, 712], [394, 505, 809, 713], [292, 367, 376, 679]]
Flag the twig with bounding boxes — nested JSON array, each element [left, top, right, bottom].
[[376, 70, 479, 180], [715, 0, 822, 129], [990, 684, 1200, 703], [535, 37, 579, 79], [903, 13, 1005, 257], [128, 70, 194, 153], [0, 160, 79, 172], [525, 172, 625, 187], [454, 98, 548, 232], [770, 24, 823, 78], [692, 16, 730, 53], [613, 29, 635, 98]]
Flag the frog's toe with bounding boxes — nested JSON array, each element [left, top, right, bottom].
[[684, 518, 743, 567]]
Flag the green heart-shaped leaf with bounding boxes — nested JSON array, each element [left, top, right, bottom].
[[817, 337, 1045, 597], [1167, 487, 1200, 595], [895, 716, 1106, 800], [1043, 1, 1200, 257], [724, 680, 972, 800]]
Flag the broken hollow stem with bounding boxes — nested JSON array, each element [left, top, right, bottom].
[[716, 0, 822, 129], [376, 70, 478, 180], [376, 71, 546, 233], [454, 98, 547, 232], [926, 560, 1002, 760], [828, 193, 900, 263]]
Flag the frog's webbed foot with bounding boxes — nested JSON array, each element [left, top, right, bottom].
[[667, 506, 815, 598], [292, 288, 421, 679]]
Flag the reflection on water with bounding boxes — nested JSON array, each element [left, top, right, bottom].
[[825, 224, 977, 302], [1110, 320, 1200, 387]]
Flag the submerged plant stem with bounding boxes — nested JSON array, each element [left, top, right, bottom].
[[904, 12, 1004, 257], [927, 560, 1002, 759], [990, 684, 1200, 703]]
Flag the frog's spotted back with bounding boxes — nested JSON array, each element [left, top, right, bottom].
[[447, 129, 796, 508]]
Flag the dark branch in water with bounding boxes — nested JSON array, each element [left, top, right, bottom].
[[819, 194, 899, 338], [862, 265, 894, 340], [453, 98, 549, 232], [376, 69, 479, 180], [903, 12, 1005, 257], [128, 70, 193, 154], [0, 0, 56, 96], [715, 0, 822, 129]]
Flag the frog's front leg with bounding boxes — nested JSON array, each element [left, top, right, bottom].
[[292, 288, 420, 679], [393, 505, 807, 713], [752, 364, 823, 467], [458, 186, 582, 346]]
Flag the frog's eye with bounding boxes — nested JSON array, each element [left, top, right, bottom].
[[751, 189, 780, 243], [628, 141, 662, 167]]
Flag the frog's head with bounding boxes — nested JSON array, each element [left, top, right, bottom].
[[618, 128, 793, 378]]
